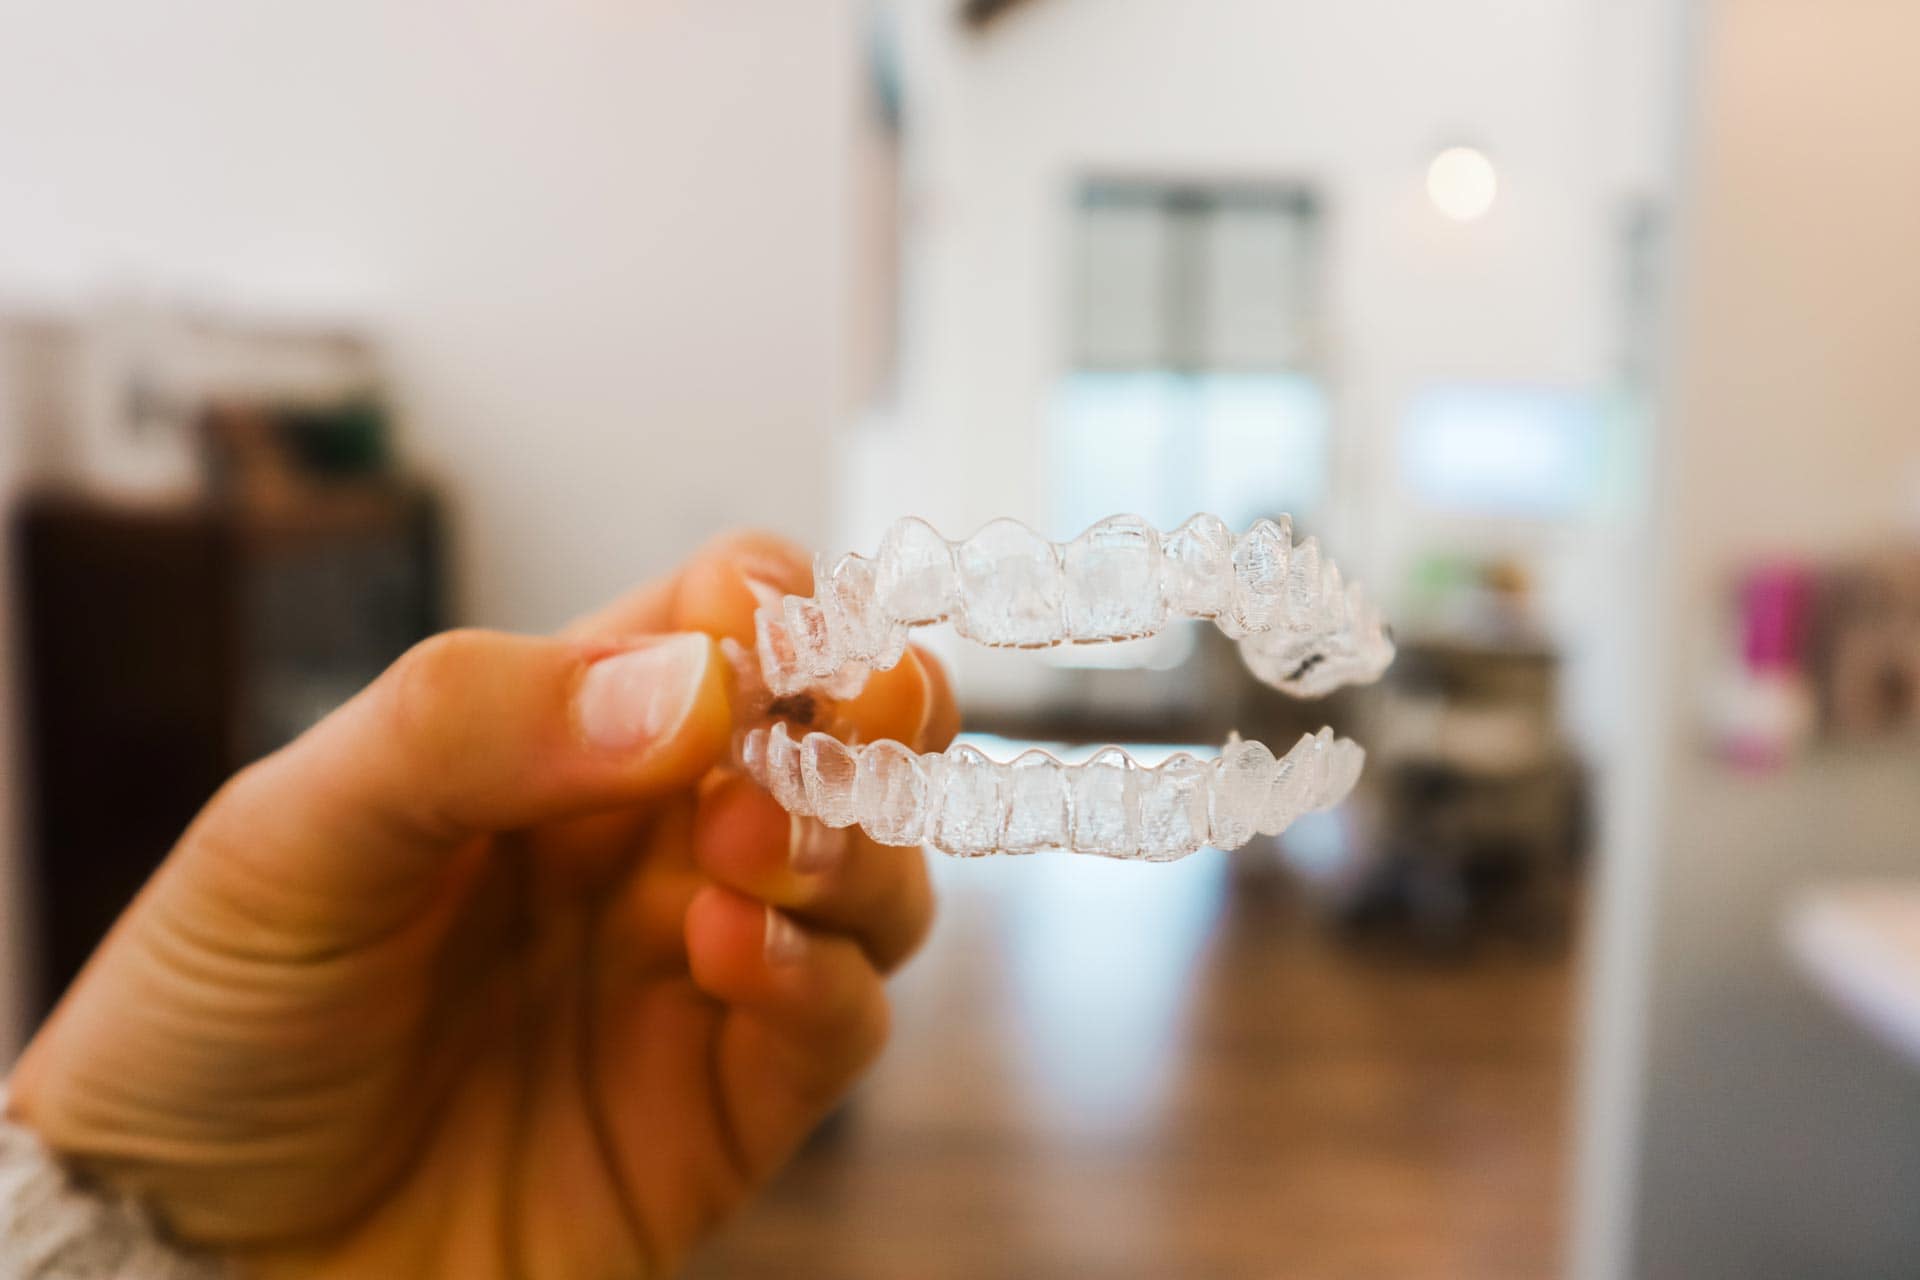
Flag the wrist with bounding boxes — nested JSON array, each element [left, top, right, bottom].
[[0, 1083, 228, 1279]]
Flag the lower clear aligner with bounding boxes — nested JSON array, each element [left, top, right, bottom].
[[739, 722, 1366, 861], [756, 513, 1395, 702]]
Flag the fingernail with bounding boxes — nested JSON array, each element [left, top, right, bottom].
[[764, 906, 809, 966], [577, 634, 712, 752], [789, 816, 849, 876]]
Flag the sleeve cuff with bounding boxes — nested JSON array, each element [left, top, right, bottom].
[[0, 1083, 227, 1279]]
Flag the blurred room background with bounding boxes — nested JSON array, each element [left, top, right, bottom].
[[2, 1, 1918, 1276]]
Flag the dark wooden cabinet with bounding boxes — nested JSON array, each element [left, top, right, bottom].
[[13, 488, 443, 1019]]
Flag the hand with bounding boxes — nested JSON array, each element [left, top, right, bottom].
[[7, 532, 958, 1279]]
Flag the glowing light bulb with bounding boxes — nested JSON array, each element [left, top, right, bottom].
[[1427, 146, 1497, 222]]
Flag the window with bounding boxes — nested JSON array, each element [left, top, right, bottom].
[[1050, 371, 1326, 537], [1400, 384, 1602, 516], [1052, 180, 1328, 537]]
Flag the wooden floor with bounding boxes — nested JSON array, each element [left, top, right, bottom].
[[688, 835, 1575, 1280]]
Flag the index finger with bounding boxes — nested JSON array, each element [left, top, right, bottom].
[[561, 529, 813, 644]]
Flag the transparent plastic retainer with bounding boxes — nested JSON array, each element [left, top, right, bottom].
[[735, 514, 1394, 861]]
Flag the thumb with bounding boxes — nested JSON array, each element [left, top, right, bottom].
[[182, 628, 732, 912]]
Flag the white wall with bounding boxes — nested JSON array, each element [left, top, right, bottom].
[[1576, 0, 1920, 1274], [861, 0, 1679, 726], [0, 0, 862, 630], [883, 0, 1632, 532]]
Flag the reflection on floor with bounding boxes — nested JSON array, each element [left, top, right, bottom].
[[689, 838, 1573, 1280]]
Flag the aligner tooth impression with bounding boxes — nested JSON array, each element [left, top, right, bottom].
[[741, 514, 1394, 861]]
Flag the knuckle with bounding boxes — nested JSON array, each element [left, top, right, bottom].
[[392, 629, 490, 716], [385, 629, 498, 762], [705, 528, 813, 592]]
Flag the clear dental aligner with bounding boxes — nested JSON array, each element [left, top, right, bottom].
[[739, 722, 1365, 861], [755, 514, 1394, 702]]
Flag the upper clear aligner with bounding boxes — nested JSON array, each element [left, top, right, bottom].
[[740, 722, 1366, 861], [755, 514, 1395, 701]]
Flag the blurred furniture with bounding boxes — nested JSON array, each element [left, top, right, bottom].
[[13, 487, 443, 1018], [2, 300, 384, 503], [1352, 635, 1587, 943], [1808, 548, 1920, 740], [963, 625, 1352, 750], [1788, 882, 1920, 1070], [962, 0, 1041, 29]]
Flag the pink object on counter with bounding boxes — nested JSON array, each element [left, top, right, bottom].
[[1740, 561, 1814, 675]]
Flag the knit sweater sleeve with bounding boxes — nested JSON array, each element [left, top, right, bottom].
[[0, 1086, 227, 1280]]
